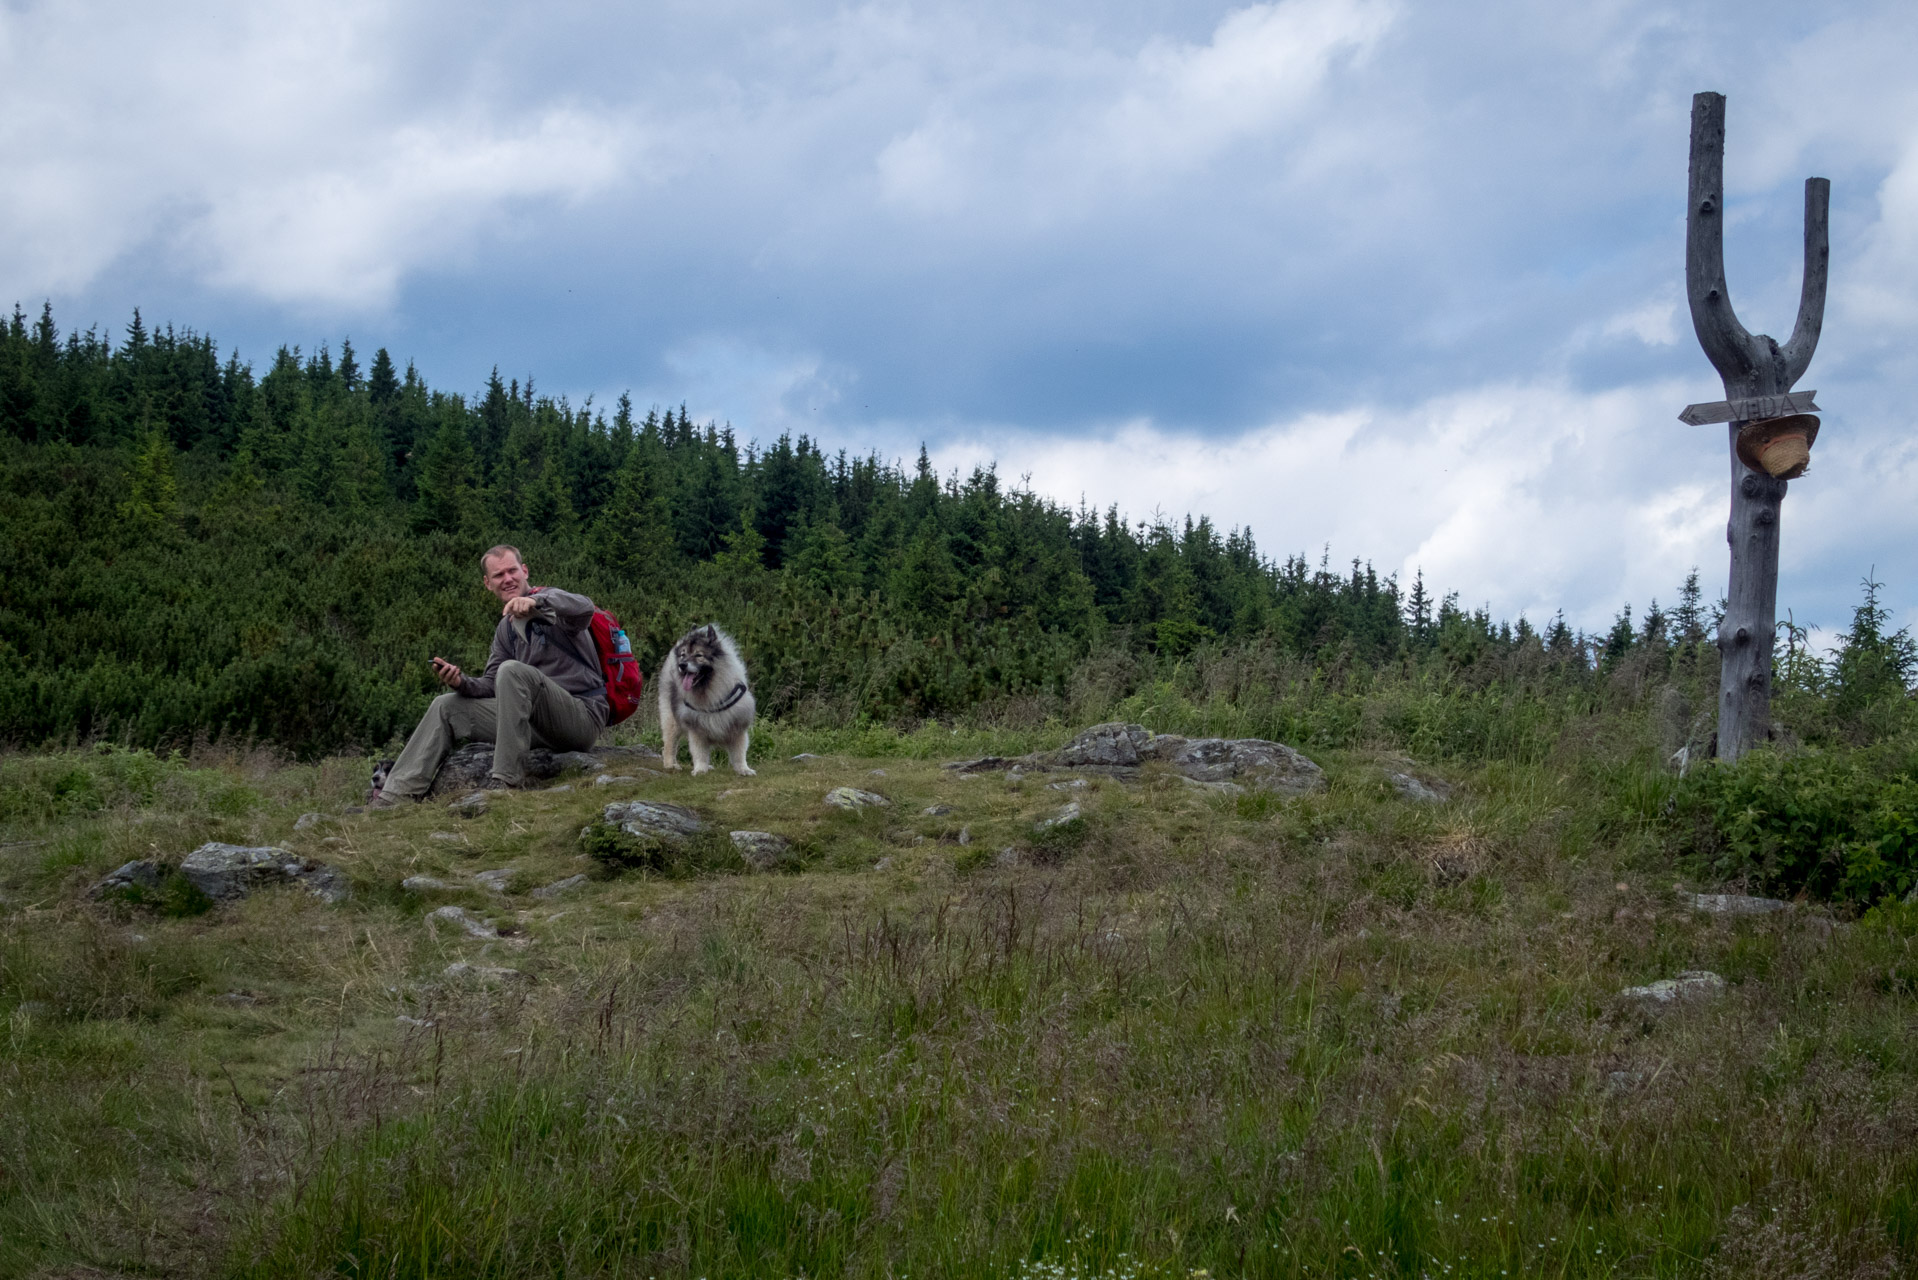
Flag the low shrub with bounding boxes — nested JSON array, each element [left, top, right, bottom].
[[1668, 744, 1918, 904]]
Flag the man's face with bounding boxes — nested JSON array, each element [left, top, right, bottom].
[[482, 553, 531, 603]]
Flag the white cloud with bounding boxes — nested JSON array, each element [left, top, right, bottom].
[[0, 1, 635, 309], [1105, 0, 1396, 173]]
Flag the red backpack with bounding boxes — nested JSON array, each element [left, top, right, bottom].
[[535, 588, 644, 724], [587, 609, 645, 725]]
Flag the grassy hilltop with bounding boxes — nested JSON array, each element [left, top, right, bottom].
[[5, 686, 1918, 1278], [5, 309, 1918, 1276]]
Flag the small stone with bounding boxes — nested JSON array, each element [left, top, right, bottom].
[[922, 804, 954, 816], [791, 753, 822, 760], [717, 788, 746, 800], [402, 875, 451, 893], [298, 865, 351, 904], [869, 768, 887, 777], [957, 827, 972, 846], [546, 784, 573, 794], [219, 991, 258, 1005], [731, 831, 795, 870], [1621, 970, 1726, 1003], [548, 751, 604, 774], [994, 847, 1022, 867], [472, 868, 515, 894], [1387, 772, 1447, 804], [874, 856, 894, 871], [91, 859, 164, 897], [594, 774, 637, 787], [428, 905, 498, 939], [824, 787, 889, 810], [1681, 891, 1788, 915], [428, 831, 466, 844], [530, 874, 588, 899], [1606, 1070, 1644, 1093], [1035, 801, 1083, 831], [449, 791, 490, 817], [912, 835, 926, 845], [942, 757, 1016, 773], [1047, 779, 1090, 791], [396, 1014, 434, 1028], [294, 812, 328, 831], [443, 961, 529, 983]]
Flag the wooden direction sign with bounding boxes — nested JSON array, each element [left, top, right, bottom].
[[1677, 389, 1819, 425]]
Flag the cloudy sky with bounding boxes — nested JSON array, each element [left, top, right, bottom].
[[5, 0, 1916, 637]]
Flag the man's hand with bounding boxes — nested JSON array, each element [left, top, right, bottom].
[[503, 595, 538, 620], [430, 657, 465, 690]]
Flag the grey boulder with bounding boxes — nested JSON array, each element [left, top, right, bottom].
[[1147, 734, 1323, 796], [180, 843, 349, 903], [472, 868, 516, 894], [603, 800, 706, 843]]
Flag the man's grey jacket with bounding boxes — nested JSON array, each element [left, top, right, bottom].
[[457, 587, 609, 726]]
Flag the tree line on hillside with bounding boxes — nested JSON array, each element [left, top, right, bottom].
[[1, 304, 1907, 758]]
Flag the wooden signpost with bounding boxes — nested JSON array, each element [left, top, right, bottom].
[[1683, 91, 1829, 762]]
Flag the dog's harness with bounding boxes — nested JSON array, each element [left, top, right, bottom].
[[697, 681, 749, 714]]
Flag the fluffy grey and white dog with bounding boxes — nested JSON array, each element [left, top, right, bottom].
[[657, 624, 756, 775]]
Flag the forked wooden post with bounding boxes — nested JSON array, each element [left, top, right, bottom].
[[1684, 91, 1829, 761]]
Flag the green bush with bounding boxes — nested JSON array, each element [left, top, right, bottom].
[[1669, 746, 1918, 904]]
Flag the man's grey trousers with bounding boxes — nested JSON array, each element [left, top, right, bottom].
[[382, 660, 602, 799]]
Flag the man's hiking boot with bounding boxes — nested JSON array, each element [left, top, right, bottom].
[[483, 776, 518, 792], [364, 793, 405, 810]]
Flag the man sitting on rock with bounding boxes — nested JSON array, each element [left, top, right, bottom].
[[369, 545, 608, 806]]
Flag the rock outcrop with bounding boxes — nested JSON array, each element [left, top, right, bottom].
[[424, 741, 663, 800], [966, 723, 1327, 795]]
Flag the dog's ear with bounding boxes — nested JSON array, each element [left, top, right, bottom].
[[703, 624, 718, 642]]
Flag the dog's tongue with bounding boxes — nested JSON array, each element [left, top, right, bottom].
[[681, 672, 696, 692]]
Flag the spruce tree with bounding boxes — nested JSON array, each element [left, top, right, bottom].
[[412, 418, 477, 533], [594, 433, 674, 581], [118, 428, 179, 527]]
